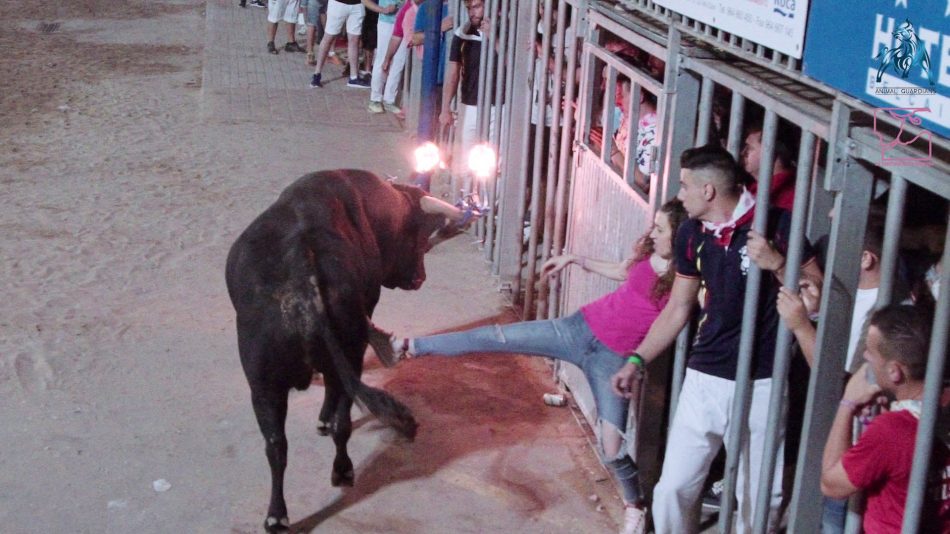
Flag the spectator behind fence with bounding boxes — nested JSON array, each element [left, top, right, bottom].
[[389, 199, 688, 534], [741, 120, 800, 211], [611, 144, 822, 533], [357, 1, 382, 80], [366, 0, 406, 113], [610, 78, 656, 192], [309, 0, 370, 88], [267, 0, 307, 55], [379, 0, 423, 116], [821, 304, 950, 533], [441, 0, 495, 195]]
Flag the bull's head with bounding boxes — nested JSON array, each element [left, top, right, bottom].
[[385, 184, 469, 291]]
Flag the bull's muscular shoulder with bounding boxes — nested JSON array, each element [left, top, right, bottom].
[[279, 170, 421, 228]]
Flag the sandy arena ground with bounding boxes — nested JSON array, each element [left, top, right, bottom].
[[0, 1, 623, 532]]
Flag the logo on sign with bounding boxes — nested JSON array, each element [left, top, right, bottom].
[[773, 0, 795, 18], [875, 19, 936, 86], [872, 107, 933, 167]]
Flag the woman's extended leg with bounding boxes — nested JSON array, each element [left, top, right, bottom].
[[410, 311, 592, 367]]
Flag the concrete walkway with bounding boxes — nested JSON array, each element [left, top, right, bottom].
[[200, 2, 626, 533]]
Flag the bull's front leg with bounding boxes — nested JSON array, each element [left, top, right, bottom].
[[250, 386, 291, 533]]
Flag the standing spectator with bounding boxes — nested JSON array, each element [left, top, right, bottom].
[[439, 0, 491, 194], [300, 0, 329, 65], [821, 304, 949, 533], [365, 0, 402, 112], [610, 79, 656, 192], [358, 2, 382, 80], [741, 121, 800, 211], [611, 144, 822, 533], [412, 0, 453, 128], [379, 0, 424, 115], [267, 0, 306, 55], [309, 0, 371, 88]]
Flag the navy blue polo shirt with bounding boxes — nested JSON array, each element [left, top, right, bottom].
[[674, 207, 815, 381]]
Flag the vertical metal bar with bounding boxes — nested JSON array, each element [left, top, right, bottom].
[[474, 0, 491, 139], [509, 0, 542, 301], [419, 0, 445, 142], [601, 66, 618, 164], [484, 0, 510, 264], [726, 91, 746, 159], [789, 162, 874, 534], [751, 130, 816, 534], [875, 175, 907, 307], [622, 83, 642, 188], [668, 326, 690, 429], [549, 1, 581, 318], [658, 27, 700, 202], [524, 0, 554, 317], [718, 109, 778, 534], [492, 0, 519, 275], [538, 0, 567, 320], [695, 76, 714, 146], [902, 221, 950, 533]]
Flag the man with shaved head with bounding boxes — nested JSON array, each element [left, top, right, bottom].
[[611, 144, 823, 532]]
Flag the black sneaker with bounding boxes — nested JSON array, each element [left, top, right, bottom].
[[284, 41, 306, 53], [347, 76, 370, 89], [239, 0, 246, 7], [267, 41, 278, 55], [250, 0, 266, 7], [309, 73, 322, 88]]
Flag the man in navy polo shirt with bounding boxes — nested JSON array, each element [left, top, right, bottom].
[[611, 144, 822, 533]]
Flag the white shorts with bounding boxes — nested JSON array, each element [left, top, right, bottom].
[[267, 0, 300, 24], [325, 0, 365, 36]]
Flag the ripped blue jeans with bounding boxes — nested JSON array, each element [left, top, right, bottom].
[[413, 311, 643, 504]]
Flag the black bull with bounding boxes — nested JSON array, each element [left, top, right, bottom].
[[225, 170, 459, 532]]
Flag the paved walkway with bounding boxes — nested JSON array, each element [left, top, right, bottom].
[[202, 0, 402, 130]]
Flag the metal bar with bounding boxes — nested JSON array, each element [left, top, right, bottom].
[[668, 326, 690, 429], [474, 0, 491, 139], [509, 0, 542, 302], [718, 109, 778, 533], [902, 221, 950, 533], [493, 0, 518, 273], [622, 83, 642, 189], [418, 0, 445, 142], [524, 0, 554, 318], [582, 44, 665, 95], [657, 26, 699, 202], [484, 0, 511, 265], [875, 175, 907, 307], [601, 66, 618, 164], [788, 161, 874, 534], [549, 2, 582, 318], [726, 91, 746, 159], [695, 76, 714, 146], [538, 0, 568, 320], [752, 130, 816, 533]]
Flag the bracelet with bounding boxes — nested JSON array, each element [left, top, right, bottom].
[[839, 399, 858, 411], [627, 353, 645, 367]]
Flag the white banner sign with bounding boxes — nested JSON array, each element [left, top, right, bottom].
[[654, 0, 809, 58]]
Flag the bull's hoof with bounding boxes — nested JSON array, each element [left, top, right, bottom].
[[316, 422, 330, 436], [331, 468, 355, 487], [264, 516, 290, 533]]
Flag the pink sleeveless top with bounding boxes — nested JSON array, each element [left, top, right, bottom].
[[580, 259, 668, 355]]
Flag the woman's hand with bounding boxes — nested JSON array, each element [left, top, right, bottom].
[[541, 254, 575, 278], [611, 362, 642, 398]]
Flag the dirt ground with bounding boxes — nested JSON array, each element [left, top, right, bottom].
[[0, 1, 622, 532]]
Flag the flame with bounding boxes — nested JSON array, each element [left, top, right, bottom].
[[413, 142, 442, 173], [467, 143, 497, 180]]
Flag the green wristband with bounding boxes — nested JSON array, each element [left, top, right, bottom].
[[627, 354, 644, 367]]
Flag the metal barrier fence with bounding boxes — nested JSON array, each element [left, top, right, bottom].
[[398, 0, 950, 531]]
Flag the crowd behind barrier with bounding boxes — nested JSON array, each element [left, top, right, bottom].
[[240, 0, 949, 532]]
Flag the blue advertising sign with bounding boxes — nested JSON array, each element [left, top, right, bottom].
[[803, 0, 950, 140]]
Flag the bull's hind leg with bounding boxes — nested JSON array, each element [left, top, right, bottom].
[[251, 386, 291, 533], [317, 383, 339, 436], [330, 392, 356, 486]]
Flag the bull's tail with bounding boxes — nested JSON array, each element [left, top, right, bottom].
[[304, 275, 418, 440]]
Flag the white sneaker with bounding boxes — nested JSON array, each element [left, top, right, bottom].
[[620, 506, 646, 534]]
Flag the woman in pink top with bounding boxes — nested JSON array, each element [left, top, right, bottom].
[[391, 199, 687, 534]]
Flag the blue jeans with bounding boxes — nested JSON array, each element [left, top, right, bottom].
[[821, 496, 846, 533], [414, 311, 643, 503]]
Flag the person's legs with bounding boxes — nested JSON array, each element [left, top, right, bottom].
[[346, 33, 360, 79], [316, 0, 347, 73], [370, 20, 395, 102], [652, 369, 730, 534], [411, 311, 592, 367], [458, 104, 479, 195], [344, 4, 365, 81], [733, 377, 785, 534], [383, 42, 408, 105]]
